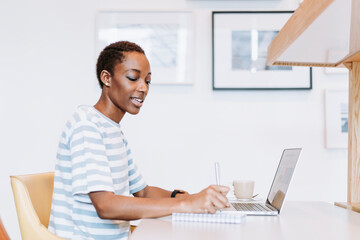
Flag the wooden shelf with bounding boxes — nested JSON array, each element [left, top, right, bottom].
[[335, 202, 360, 213], [267, 0, 334, 66]]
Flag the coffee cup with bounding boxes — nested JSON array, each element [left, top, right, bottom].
[[233, 180, 255, 199]]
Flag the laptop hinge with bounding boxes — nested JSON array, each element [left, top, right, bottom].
[[265, 202, 279, 212]]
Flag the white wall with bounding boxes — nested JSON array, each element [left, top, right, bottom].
[[0, 0, 348, 238]]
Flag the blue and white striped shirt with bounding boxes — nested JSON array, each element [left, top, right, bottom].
[[49, 106, 146, 240]]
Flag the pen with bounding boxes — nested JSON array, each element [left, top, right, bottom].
[[215, 162, 220, 185], [214, 162, 222, 212]]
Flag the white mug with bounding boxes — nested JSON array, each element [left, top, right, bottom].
[[233, 180, 255, 199]]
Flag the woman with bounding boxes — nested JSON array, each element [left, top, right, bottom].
[[49, 41, 230, 240]]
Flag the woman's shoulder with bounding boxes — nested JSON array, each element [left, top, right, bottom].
[[68, 105, 89, 120], [59, 106, 98, 142], [64, 106, 119, 136], [66, 105, 99, 127], [73, 105, 116, 128]]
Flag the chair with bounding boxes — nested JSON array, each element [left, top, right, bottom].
[[0, 218, 10, 240], [10, 172, 65, 240], [11, 172, 137, 238]]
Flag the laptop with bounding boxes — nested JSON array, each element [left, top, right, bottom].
[[223, 148, 302, 216]]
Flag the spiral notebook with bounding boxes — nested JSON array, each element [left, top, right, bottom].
[[172, 212, 246, 224]]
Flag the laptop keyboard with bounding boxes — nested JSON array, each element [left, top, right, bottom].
[[231, 203, 272, 212]]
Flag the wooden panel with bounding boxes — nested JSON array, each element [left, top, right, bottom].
[[349, 0, 360, 54], [267, 0, 334, 65], [272, 61, 348, 68], [348, 61, 360, 203], [339, 50, 360, 64], [272, 61, 337, 67]]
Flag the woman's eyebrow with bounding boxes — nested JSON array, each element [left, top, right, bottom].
[[127, 69, 151, 76], [127, 69, 141, 73]]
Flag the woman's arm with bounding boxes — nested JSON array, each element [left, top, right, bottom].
[[133, 185, 188, 198], [89, 185, 229, 221]]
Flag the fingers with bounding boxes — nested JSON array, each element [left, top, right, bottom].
[[206, 205, 218, 213], [211, 184, 230, 195], [211, 195, 228, 210], [214, 191, 230, 208], [186, 185, 231, 214], [203, 185, 230, 211], [202, 197, 227, 214]]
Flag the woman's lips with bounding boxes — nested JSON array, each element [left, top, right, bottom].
[[130, 97, 144, 107]]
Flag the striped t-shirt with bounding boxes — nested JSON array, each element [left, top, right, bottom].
[[49, 106, 146, 240]]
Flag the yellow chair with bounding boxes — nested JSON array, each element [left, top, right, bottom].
[[0, 218, 10, 240], [10, 172, 65, 240]]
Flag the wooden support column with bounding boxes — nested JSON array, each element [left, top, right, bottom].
[[336, 62, 360, 212], [334, 0, 360, 212], [348, 62, 360, 203], [347, 0, 360, 205]]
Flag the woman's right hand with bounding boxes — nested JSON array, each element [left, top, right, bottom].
[[182, 185, 230, 214]]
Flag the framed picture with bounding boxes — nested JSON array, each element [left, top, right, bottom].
[[96, 11, 194, 85], [212, 11, 312, 90], [325, 89, 348, 149]]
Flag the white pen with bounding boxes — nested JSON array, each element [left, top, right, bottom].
[[214, 162, 222, 212], [215, 162, 220, 185]]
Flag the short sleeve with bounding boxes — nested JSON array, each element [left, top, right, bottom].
[[70, 120, 114, 203], [124, 139, 146, 194]]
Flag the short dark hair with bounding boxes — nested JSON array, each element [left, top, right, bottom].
[[96, 41, 145, 88]]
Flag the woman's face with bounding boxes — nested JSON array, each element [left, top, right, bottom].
[[106, 51, 151, 115]]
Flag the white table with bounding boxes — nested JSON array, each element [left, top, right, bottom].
[[130, 202, 360, 240]]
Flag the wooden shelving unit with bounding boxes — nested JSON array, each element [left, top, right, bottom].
[[267, 0, 360, 212]]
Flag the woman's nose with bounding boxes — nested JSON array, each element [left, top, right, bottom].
[[136, 79, 148, 92]]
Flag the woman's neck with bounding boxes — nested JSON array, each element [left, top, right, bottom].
[[93, 92, 125, 123]]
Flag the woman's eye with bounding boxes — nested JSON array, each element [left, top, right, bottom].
[[146, 80, 151, 85], [127, 76, 137, 81]]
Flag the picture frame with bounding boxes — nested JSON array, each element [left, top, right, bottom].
[[96, 11, 194, 85], [325, 89, 348, 149], [212, 11, 312, 90]]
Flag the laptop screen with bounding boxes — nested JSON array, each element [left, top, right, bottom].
[[266, 148, 301, 211]]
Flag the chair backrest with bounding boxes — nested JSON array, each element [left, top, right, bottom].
[[0, 218, 10, 240], [10, 172, 65, 240]]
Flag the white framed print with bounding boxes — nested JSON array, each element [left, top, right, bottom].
[[325, 89, 348, 149], [96, 11, 194, 85], [212, 11, 312, 90]]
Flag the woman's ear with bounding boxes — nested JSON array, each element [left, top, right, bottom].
[[100, 70, 111, 87]]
